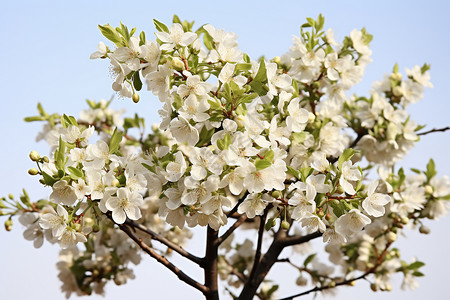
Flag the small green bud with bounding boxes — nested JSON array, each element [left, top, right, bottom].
[[4, 219, 13, 231], [272, 56, 281, 64], [271, 190, 282, 199], [39, 178, 46, 185], [401, 217, 409, 225], [132, 93, 140, 103], [281, 220, 290, 230], [385, 283, 392, 291], [28, 168, 39, 175], [336, 186, 345, 194], [419, 225, 430, 234], [43, 156, 50, 163], [29, 151, 40, 161], [370, 283, 378, 292], [328, 281, 336, 288], [8, 193, 14, 200]]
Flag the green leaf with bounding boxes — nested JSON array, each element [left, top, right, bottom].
[[265, 218, 277, 231], [337, 148, 355, 171], [68, 167, 83, 180], [120, 22, 130, 44], [24, 116, 46, 122], [142, 163, 156, 174], [303, 253, 316, 267], [37, 102, 48, 117], [139, 31, 146, 46], [253, 58, 268, 83], [62, 114, 78, 128], [173, 15, 182, 24], [153, 19, 169, 33], [238, 93, 258, 105], [55, 137, 66, 171], [98, 24, 123, 47], [407, 261, 425, 270], [235, 63, 252, 72], [287, 166, 300, 179], [412, 271, 425, 277], [109, 127, 123, 154], [42, 171, 57, 186], [255, 159, 272, 171], [203, 30, 214, 50], [264, 150, 274, 163], [132, 71, 142, 91], [425, 159, 437, 180], [300, 167, 314, 182], [329, 200, 344, 217]]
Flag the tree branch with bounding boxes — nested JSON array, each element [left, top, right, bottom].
[[418, 126, 450, 136], [124, 218, 204, 266], [277, 271, 371, 300], [117, 222, 208, 295], [247, 210, 267, 283], [217, 214, 248, 246], [238, 228, 288, 299], [280, 231, 322, 247]]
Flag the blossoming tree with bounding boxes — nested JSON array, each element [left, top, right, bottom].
[[2, 14, 450, 300]]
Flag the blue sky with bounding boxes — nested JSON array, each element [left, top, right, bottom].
[[0, 1, 449, 299]]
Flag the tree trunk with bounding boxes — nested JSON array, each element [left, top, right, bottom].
[[204, 226, 219, 300]]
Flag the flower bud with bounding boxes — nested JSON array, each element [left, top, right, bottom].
[[28, 168, 39, 175], [370, 283, 378, 292], [419, 225, 430, 234], [295, 275, 307, 286], [328, 281, 336, 288], [386, 231, 397, 243], [271, 191, 282, 199], [281, 220, 290, 230], [425, 185, 433, 195], [401, 217, 409, 225], [132, 93, 140, 103], [8, 194, 14, 200], [272, 56, 281, 64], [385, 283, 392, 291], [29, 151, 40, 161], [4, 219, 13, 231], [348, 280, 355, 286], [43, 156, 50, 163], [389, 72, 402, 81], [308, 112, 316, 123], [393, 86, 403, 97], [171, 57, 185, 71]]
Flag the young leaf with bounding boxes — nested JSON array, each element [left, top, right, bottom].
[[109, 127, 123, 154], [153, 19, 169, 33], [98, 24, 123, 47]]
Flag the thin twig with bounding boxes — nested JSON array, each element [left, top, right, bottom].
[[418, 126, 450, 136], [277, 271, 371, 300], [217, 214, 248, 246], [117, 222, 208, 295], [124, 218, 204, 266]]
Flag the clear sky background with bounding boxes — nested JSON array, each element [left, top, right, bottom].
[[0, 1, 449, 299]]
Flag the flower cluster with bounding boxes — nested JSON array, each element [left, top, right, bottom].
[[2, 14, 449, 299]]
